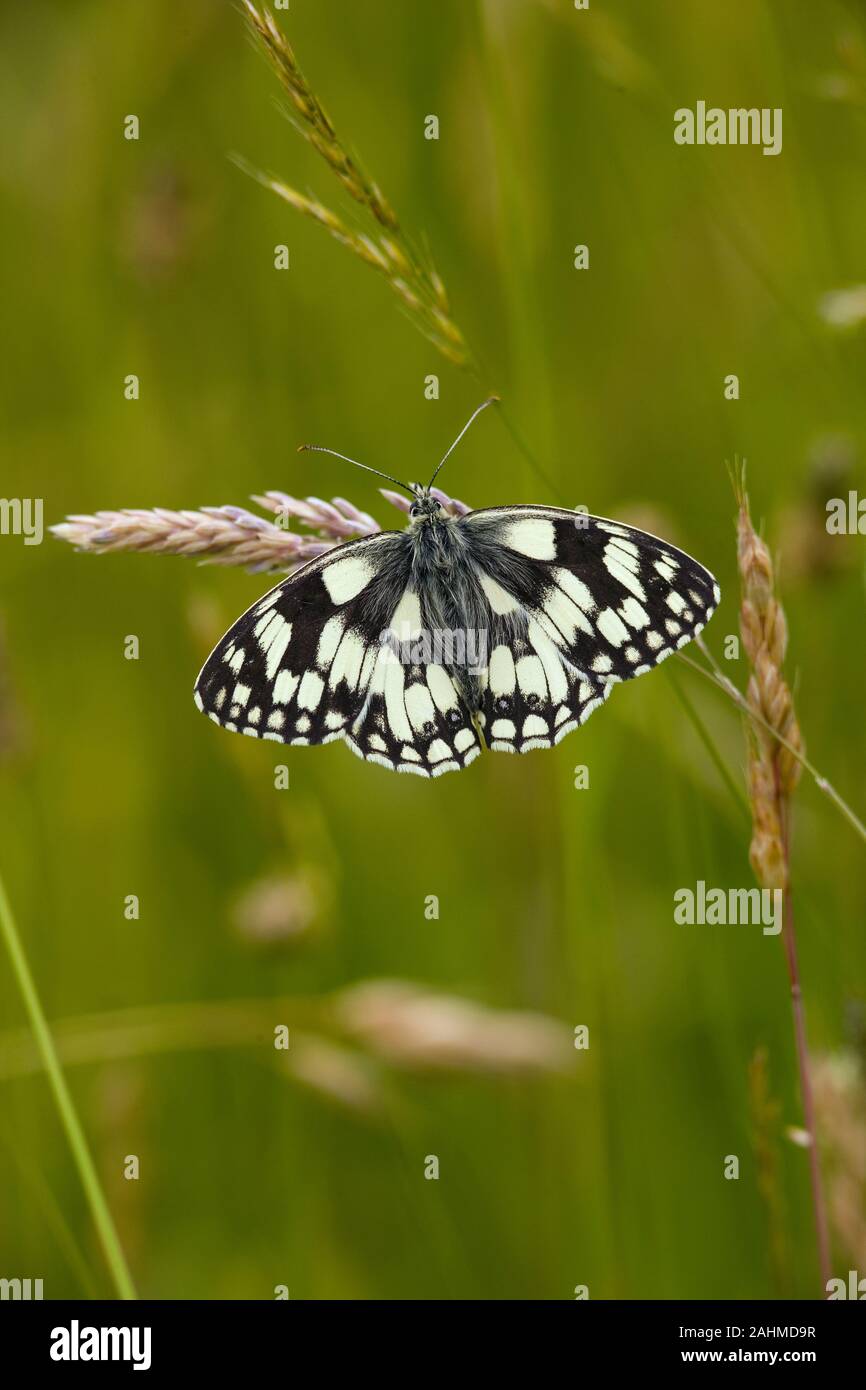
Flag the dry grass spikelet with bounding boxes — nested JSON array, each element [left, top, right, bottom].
[[333, 979, 574, 1076], [239, 2, 469, 366], [242, 0, 398, 230], [735, 469, 804, 891], [50, 487, 471, 574]]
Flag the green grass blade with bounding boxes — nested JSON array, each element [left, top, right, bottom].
[[0, 870, 137, 1301]]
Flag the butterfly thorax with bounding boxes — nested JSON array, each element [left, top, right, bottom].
[[403, 506, 492, 707], [406, 498, 466, 577]]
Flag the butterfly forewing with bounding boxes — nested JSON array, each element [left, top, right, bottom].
[[194, 531, 481, 777], [460, 505, 719, 755]]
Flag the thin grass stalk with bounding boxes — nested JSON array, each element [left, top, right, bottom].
[[779, 858, 833, 1291], [734, 473, 831, 1294], [239, 2, 470, 366], [677, 645, 866, 847], [0, 870, 137, 1300]]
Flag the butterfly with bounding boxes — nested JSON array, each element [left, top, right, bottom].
[[194, 400, 720, 778]]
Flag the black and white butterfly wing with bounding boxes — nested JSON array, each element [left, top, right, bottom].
[[194, 531, 481, 777], [459, 505, 719, 755]]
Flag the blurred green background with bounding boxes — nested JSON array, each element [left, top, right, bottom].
[[1, 0, 865, 1300]]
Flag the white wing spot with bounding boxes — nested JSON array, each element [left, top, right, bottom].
[[384, 662, 413, 744], [321, 554, 377, 604], [619, 597, 649, 629], [297, 671, 325, 712], [256, 613, 292, 678], [554, 568, 597, 618], [330, 630, 366, 691], [604, 553, 646, 601], [480, 572, 521, 615], [488, 644, 517, 696], [316, 615, 345, 667], [406, 681, 437, 731], [597, 608, 630, 647], [389, 588, 424, 641], [501, 517, 557, 561], [273, 669, 299, 705], [528, 622, 568, 703], [515, 655, 547, 698], [427, 664, 459, 713]]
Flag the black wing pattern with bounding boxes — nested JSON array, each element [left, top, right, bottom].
[[459, 505, 719, 756], [195, 504, 719, 774], [194, 532, 482, 778]]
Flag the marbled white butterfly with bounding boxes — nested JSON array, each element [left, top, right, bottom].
[[195, 400, 720, 778]]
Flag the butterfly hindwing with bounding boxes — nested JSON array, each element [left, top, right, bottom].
[[194, 532, 481, 777], [477, 625, 612, 755]]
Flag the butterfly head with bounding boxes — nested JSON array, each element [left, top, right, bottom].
[[408, 486, 445, 526]]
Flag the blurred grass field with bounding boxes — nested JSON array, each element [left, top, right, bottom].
[[1, 0, 865, 1299]]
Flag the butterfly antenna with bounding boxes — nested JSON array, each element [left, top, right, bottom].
[[427, 395, 500, 491], [298, 444, 415, 496]]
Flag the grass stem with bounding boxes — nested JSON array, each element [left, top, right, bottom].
[[676, 645, 866, 846], [0, 870, 137, 1301], [778, 842, 832, 1292]]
